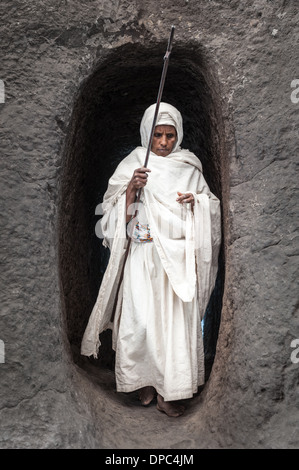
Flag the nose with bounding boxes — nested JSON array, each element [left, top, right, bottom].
[[160, 134, 167, 147]]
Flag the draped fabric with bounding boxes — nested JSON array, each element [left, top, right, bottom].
[[81, 103, 221, 400]]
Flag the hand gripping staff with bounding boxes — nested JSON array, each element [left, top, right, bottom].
[[110, 26, 175, 322]]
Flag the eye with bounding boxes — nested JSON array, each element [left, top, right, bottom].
[[154, 133, 162, 138], [167, 134, 175, 139]]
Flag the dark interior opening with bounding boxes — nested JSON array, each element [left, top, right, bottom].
[[59, 40, 227, 384]]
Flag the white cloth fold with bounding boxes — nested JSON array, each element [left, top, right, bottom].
[[114, 242, 204, 401], [81, 146, 221, 358]]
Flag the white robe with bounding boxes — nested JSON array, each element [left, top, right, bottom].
[[81, 146, 221, 401]]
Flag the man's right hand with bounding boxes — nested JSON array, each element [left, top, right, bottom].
[[128, 167, 151, 191], [126, 167, 151, 223]]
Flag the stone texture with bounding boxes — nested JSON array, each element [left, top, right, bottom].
[[0, 0, 298, 449]]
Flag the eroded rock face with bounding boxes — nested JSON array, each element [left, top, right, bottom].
[[0, 0, 298, 449]]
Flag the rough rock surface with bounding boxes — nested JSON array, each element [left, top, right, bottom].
[[0, 0, 298, 449]]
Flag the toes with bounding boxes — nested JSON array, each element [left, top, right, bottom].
[[139, 387, 156, 406], [156, 402, 185, 417]]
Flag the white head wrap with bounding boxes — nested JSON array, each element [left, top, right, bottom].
[[140, 102, 183, 154]]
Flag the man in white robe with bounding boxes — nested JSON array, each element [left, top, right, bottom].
[[81, 103, 221, 417]]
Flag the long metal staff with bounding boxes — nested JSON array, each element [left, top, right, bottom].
[[110, 25, 175, 322]]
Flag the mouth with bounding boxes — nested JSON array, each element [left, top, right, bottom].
[[152, 148, 171, 157]]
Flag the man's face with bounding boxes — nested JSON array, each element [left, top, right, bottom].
[[151, 125, 177, 157]]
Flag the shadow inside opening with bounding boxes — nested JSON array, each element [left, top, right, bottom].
[[59, 41, 226, 387]]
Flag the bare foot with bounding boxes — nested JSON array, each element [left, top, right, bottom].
[[156, 394, 185, 417], [139, 386, 156, 406]]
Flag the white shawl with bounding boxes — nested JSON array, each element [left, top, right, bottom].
[[81, 104, 221, 358]]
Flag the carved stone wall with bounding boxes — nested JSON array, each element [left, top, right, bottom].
[[1, 0, 298, 448]]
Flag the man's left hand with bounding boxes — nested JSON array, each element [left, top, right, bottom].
[[176, 191, 194, 207]]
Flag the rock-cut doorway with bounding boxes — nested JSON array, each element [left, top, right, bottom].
[[59, 40, 227, 392]]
